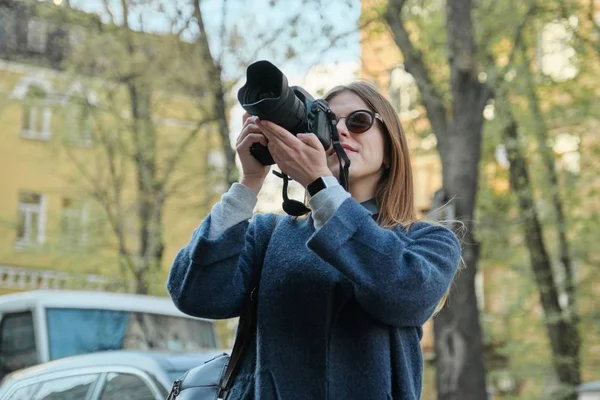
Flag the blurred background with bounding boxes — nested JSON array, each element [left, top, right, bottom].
[[0, 0, 598, 399]]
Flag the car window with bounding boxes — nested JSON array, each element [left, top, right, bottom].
[[45, 308, 217, 361], [5, 383, 39, 400], [99, 373, 157, 400], [150, 374, 169, 398], [46, 309, 128, 360], [33, 374, 98, 400], [0, 312, 37, 377]]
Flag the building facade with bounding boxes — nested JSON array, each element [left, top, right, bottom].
[[0, 0, 219, 295]]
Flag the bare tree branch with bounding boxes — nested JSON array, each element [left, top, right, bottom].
[[218, 0, 228, 67], [192, 0, 239, 186], [384, 0, 449, 139], [101, 0, 117, 25], [304, 14, 380, 76], [164, 172, 216, 199], [482, 0, 537, 90], [501, 1, 537, 78], [158, 117, 217, 187], [588, 0, 600, 36], [63, 144, 136, 277], [175, 15, 194, 38]]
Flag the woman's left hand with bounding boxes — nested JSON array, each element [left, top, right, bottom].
[[257, 119, 332, 188]]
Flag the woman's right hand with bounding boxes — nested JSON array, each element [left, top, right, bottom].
[[236, 113, 270, 194]]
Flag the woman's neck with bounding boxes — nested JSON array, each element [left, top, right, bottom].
[[349, 176, 380, 203]]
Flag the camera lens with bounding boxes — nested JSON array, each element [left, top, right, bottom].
[[258, 91, 276, 100], [238, 61, 307, 135]]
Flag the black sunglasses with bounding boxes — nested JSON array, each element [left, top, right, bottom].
[[336, 109, 383, 134]]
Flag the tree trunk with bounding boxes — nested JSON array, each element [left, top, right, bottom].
[[433, 235, 486, 400], [118, 0, 165, 294], [213, 65, 238, 186], [193, 0, 238, 187], [134, 270, 149, 295], [126, 81, 164, 294], [498, 94, 581, 399], [385, 1, 490, 398], [433, 109, 489, 400], [521, 51, 576, 313]]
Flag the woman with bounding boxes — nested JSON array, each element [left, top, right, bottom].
[[167, 81, 461, 399]]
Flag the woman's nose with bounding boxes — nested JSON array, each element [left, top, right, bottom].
[[336, 118, 350, 137]]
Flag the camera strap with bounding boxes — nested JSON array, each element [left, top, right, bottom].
[[272, 170, 312, 216], [270, 103, 351, 217], [325, 108, 351, 191]]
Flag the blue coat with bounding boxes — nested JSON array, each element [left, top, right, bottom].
[[167, 198, 461, 399]]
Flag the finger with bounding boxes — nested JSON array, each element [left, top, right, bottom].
[[236, 122, 262, 146], [237, 133, 268, 151], [256, 119, 274, 141], [296, 133, 323, 150], [265, 135, 287, 165], [269, 152, 286, 174], [242, 112, 251, 124], [241, 114, 257, 132], [257, 120, 296, 147]]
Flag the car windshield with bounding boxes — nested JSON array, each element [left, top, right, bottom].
[[46, 308, 217, 360]]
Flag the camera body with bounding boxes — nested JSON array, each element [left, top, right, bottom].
[[237, 60, 351, 215], [237, 61, 335, 165]]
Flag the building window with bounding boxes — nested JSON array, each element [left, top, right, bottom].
[[63, 84, 97, 146], [60, 198, 88, 247], [0, 11, 18, 50], [537, 20, 577, 81], [21, 86, 52, 140], [65, 101, 93, 146], [389, 65, 419, 119], [16, 192, 45, 249], [27, 18, 47, 53]]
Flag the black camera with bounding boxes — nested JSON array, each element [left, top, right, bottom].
[[237, 60, 335, 166], [237, 60, 350, 216]]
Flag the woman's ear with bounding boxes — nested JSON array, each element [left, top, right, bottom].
[[383, 154, 391, 169]]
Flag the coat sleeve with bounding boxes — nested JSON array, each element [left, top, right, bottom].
[[306, 198, 461, 328], [167, 214, 270, 319]]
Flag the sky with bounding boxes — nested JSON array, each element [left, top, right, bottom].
[[62, 0, 362, 212], [66, 0, 361, 82]]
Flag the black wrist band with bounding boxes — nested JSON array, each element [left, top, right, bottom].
[[307, 177, 329, 197]]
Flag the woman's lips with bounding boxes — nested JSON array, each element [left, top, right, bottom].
[[328, 144, 357, 155]]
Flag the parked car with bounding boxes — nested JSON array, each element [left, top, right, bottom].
[[0, 350, 225, 399], [579, 381, 600, 400], [0, 290, 219, 378]]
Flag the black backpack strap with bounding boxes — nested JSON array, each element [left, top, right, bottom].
[[218, 214, 279, 398]]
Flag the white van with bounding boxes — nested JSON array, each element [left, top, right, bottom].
[[0, 290, 218, 378], [579, 381, 600, 400]]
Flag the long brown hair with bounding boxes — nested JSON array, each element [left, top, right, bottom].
[[324, 82, 454, 315], [324, 81, 417, 229]]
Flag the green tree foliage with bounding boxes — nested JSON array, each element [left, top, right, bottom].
[[369, 0, 599, 398]]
